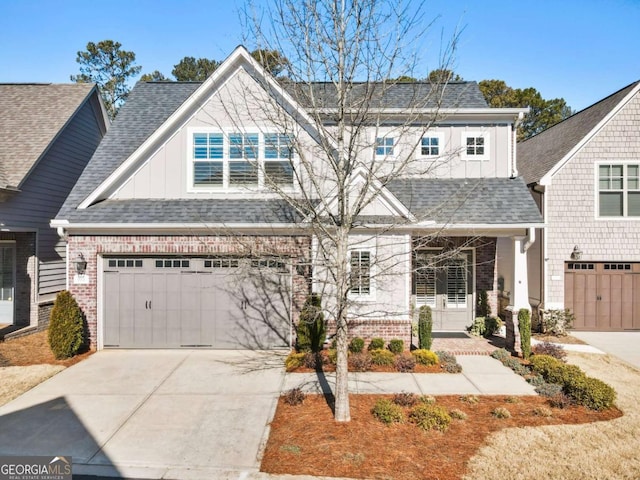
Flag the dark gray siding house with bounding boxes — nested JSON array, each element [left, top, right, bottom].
[[0, 83, 108, 332]]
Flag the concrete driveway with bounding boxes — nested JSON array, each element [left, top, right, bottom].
[[571, 331, 640, 369], [0, 350, 286, 479]]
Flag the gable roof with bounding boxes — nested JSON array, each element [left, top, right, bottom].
[[518, 80, 640, 184], [0, 83, 101, 189]]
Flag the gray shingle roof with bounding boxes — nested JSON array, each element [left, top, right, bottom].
[[518, 81, 640, 184], [0, 83, 96, 189], [386, 177, 543, 224], [284, 81, 488, 109]]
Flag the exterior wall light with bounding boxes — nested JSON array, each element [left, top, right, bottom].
[[571, 245, 583, 260], [75, 253, 87, 275]]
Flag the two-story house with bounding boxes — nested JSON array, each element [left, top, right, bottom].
[[519, 81, 640, 331], [52, 46, 542, 350], [0, 84, 108, 333]]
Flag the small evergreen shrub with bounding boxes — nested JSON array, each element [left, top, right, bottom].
[[393, 392, 418, 407], [418, 395, 436, 405], [370, 349, 395, 366], [442, 362, 463, 373], [296, 294, 326, 352], [435, 350, 462, 373], [368, 337, 385, 350], [327, 349, 337, 365], [467, 317, 486, 337], [532, 342, 567, 362], [411, 349, 439, 366], [492, 407, 511, 419], [435, 351, 456, 364], [484, 317, 503, 337], [348, 352, 372, 372], [519, 309, 532, 360], [371, 399, 404, 424], [394, 353, 416, 372], [450, 409, 468, 420], [533, 406, 553, 417], [349, 337, 365, 353], [283, 388, 305, 406], [535, 382, 563, 398], [418, 305, 433, 350], [476, 289, 491, 317], [389, 339, 404, 354], [285, 352, 306, 371], [565, 376, 616, 411], [409, 404, 452, 432], [526, 374, 545, 387], [491, 348, 512, 362], [48, 290, 85, 360]]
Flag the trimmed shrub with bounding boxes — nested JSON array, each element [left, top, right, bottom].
[[368, 337, 385, 350], [532, 342, 567, 362], [418, 305, 433, 350], [370, 349, 395, 366], [296, 294, 325, 352], [484, 317, 503, 337], [535, 382, 563, 398], [526, 374, 546, 387], [476, 289, 491, 318], [348, 352, 372, 372], [530, 354, 565, 381], [436, 350, 462, 373], [48, 290, 85, 360], [502, 357, 530, 376], [565, 376, 616, 411], [450, 409, 468, 420], [394, 353, 416, 372], [349, 337, 365, 354], [389, 339, 404, 354], [393, 392, 418, 407], [372, 399, 404, 424], [283, 388, 305, 406], [519, 309, 532, 360], [492, 407, 511, 419], [285, 352, 306, 371], [412, 349, 439, 366], [409, 404, 452, 432], [491, 348, 512, 362]]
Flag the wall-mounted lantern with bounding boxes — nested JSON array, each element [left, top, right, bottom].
[[75, 253, 87, 275], [571, 245, 583, 261]]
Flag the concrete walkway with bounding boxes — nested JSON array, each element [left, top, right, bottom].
[[284, 355, 535, 396]]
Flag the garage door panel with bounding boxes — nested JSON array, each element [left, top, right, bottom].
[[104, 272, 121, 346]]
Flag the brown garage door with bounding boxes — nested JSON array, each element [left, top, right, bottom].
[[565, 262, 640, 330], [103, 257, 292, 348]]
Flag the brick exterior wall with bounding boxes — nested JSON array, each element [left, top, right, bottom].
[[546, 91, 640, 307], [0, 232, 37, 327], [325, 319, 413, 350], [67, 234, 311, 347]]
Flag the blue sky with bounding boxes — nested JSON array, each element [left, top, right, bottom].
[[0, 0, 638, 111]]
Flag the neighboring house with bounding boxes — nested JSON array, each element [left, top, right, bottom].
[[53, 46, 542, 350], [0, 83, 108, 330], [518, 80, 640, 331]]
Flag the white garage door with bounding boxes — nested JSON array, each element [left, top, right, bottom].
[[103, 257, 291, 348]]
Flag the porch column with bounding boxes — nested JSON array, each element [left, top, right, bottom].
[[505, 235, 531, 354]]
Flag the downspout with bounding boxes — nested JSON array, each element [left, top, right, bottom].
[[523, 226, 535, 252], [511, 112, 525, 178]]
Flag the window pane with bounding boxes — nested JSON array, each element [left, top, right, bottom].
[[599, 165, 610, 178], [194, 146, 208, 159], [265, 160, 294, 185], [476, 137, 484, 146], [209, 133, 223, 158], [628, 178, 639, 190], [599, 179, 610, 190], [476, 146, 484, 155], [466, 137, 475, 146], [600, 192, 623, 216], [611, 178, 623, 189], [628, 192, 640, 216], [611, 165, 624, 177], [194, 133, 207, 145], [628, 165, 639, 177], [245, 134, 259, 158], [229, 161, 258, 185], [194, 161, 223, 185]]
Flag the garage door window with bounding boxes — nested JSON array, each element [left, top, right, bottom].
[[598, 163, 640, 217], [204, 258, 239, 268], [108, 259, 143, 268], [155, 259, 190, 268]]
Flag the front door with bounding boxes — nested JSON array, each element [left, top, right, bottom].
[[414, 250, 473, 330], [0, 244, 15, 324]]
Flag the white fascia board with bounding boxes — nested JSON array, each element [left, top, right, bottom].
[[78, 46, 331, 210], [540, 82, 640, 186], [313, 107, 529, 119], [407, 222, 546, 231], [55, 222, 306, 235]]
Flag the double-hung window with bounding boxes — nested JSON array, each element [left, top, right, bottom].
[[349, 250, 371, 296], [598, 163, 640, 217], [461, 132, 489, 160], [375, 136, 394, 157], [190, 131, 294, 190]]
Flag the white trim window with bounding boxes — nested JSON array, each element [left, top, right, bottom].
[[349, 250, 372, 296], [375, 136, 395, 157], [419, 133, 443, 157], [190, 130, 294, 190], [461, 132, 489, 160], [598, 163, 640, 217]]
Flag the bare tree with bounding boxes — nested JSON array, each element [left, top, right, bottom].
[[224, 0, 461, 422]]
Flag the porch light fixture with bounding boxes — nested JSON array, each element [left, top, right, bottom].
[[571, 245, 583, 261], [75, 253, 87, 275]]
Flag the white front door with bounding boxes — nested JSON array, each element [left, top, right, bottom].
[[0, 245, 15, 324]]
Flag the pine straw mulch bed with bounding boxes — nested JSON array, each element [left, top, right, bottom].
[[262, 394, 621, 480], [0, 330, 94, 367], [532, 333, 586, 345], [289, 363, 444, 374]]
